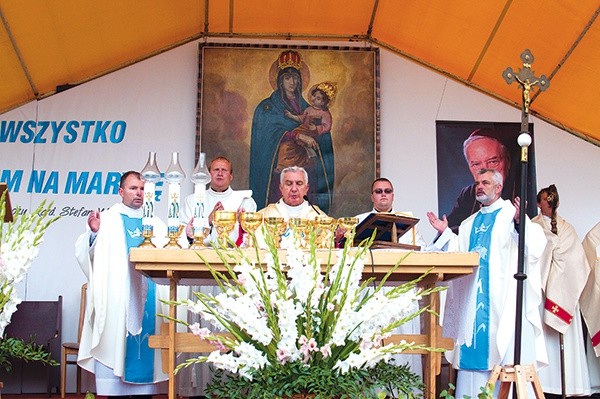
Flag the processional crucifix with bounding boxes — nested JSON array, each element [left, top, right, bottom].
[[486, 50, 550, 399]]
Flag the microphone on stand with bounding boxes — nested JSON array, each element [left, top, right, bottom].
[[303, 195, 323, 215]]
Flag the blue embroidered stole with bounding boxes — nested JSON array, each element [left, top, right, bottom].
[[120, 214, 156, 383], [459, 208, 500, 370]]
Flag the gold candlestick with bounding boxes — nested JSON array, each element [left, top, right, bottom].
[[165, 225, 184, 248], [189, 226, 210, 249], [139, 225, 155, 248]]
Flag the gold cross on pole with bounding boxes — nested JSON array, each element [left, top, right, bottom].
[[502, 49, 549, 115]]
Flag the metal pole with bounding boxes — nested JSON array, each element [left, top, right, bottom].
[[513, 132, 530, 366], [560, 333, 566, 399]]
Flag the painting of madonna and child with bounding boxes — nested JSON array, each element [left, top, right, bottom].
[[196, 43, 379, 217], [435, 120, 538, 234]]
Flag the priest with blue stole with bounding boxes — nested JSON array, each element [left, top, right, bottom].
[[75, 171, 185, 398], [427, 168, 548, 398]]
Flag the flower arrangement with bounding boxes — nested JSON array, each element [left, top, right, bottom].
[[0, 191, 59, 371], [171, 227, 445, 399]]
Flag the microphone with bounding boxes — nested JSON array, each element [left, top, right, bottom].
[[303, 195, 323, 215]]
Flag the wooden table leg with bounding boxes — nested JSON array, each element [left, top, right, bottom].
[[167, 270, 178, 399], [423, 273, 443, 399]]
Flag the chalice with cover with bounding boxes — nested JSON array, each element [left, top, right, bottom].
[[213, 210, 237, 247], [240, 212, 263, 248]]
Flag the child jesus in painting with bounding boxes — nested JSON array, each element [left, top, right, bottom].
[[276, 81, 337, 172]]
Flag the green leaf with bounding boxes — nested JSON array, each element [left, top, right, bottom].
[[0, 335, 59, 371]]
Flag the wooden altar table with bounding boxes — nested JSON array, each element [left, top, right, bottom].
[[131, 247, 478, 399]]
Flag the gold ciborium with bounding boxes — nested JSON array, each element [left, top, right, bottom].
[[289, 217, 310, 248], [263, 216, 286, 248], [313, 215, 337, 249], [337, 216, 360, 242], [213, 210, 237, 248], [240, 212, 263, 248]]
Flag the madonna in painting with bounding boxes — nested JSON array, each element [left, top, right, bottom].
[[249, 50, 335, 213]]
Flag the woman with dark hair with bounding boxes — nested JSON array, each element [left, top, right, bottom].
[[532, 184, 592, 397], [250, 50, 334, 213]]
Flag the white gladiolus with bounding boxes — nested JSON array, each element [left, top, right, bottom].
[[177, 228, 443, 384], [0, 198, 58, 337]]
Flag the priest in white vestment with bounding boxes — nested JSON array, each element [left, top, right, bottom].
[[178, 156, 256, 397], [259, 166, 324, 220], [581, 220, 600, 393], [75, 171, 185, 397], [256, 166, 325, 249], [355, 177, 427, 247], [532, 185, 591, 396], [355, 177, 427, 380], [428, 168, 547, 399], [181, 156, 257, 246]]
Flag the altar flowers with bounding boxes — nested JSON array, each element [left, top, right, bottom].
[[0, 191, 59, 370], [168, 227, 445, 399]]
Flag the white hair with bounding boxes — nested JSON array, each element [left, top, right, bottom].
[[279, 166, 308, 184], [478, 168, 503, 185]]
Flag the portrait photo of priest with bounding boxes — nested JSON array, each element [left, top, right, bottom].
[[435, 120, 538, 233]]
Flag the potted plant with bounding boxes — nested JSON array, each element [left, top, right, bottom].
[[168, 225, 445, 399]]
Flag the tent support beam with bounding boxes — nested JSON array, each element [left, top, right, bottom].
[[367, 0, 380, 38], [531, 5, 600, 104], [468, 0, 513, 81], [0, 4, 39, 98]]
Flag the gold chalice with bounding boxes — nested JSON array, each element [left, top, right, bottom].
[[313, 215, 337, 249], [289, 217, 311, 248], [240, 212, 263, 248], [337, 217, 360, 241], [263, 216, 286, 248], [213, 210, 237, 247]]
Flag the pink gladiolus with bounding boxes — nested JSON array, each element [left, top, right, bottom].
[[277, 348, 290, 364], [320, 344, 331, 358], [189, 323, 211, 338]]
